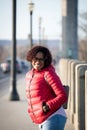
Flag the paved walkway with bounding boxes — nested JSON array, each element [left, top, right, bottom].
[[0, 76, 75, 130]]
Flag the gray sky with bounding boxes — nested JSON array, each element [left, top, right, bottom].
[[0, 0, 87, 40]]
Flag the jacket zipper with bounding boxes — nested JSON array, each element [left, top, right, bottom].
[[28, 71, 38, 122]]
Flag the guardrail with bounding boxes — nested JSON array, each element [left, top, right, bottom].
[[58, 58, 87, 130]]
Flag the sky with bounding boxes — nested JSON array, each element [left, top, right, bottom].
[[0, 0, 87, 40]]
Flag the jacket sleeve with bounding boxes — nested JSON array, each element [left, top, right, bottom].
[[45, 69, 68, 111]]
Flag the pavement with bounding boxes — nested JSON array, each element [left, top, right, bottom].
[[0, 68, 5, 79], [0, 75, 75, 130]]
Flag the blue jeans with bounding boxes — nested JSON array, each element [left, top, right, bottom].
[[39, 115, 67, 130]]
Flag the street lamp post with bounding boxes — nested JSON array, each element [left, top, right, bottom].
[[28, 0, 34, 49], [28, 0, 34, 69], [42, 27, 45, 44], [9, 0, 20, 100], [39, 17, 42, 45]]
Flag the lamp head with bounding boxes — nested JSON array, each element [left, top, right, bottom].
[[28, 0, 34, 12]]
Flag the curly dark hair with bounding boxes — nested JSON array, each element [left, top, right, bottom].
[[26, 45, 52, 68]]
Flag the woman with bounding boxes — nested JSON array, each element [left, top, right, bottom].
[[26, 45, 67, 130]]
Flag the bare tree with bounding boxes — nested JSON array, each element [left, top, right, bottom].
[[79, 40, 87, 61], [79, 12, 87, 40], [0, 45, 10, 63], [17, 44, 29, 60], [78, 12, 87, 61]]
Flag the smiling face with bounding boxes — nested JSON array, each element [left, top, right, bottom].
[[32, 52, 45, 70]]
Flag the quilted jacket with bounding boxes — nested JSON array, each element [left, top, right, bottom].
[[26, 65, 67, 124]]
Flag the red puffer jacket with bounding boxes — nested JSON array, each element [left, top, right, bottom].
[[26, 65, 67, 124]]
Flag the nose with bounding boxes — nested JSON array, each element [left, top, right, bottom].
[[36, 60, 40, 63]]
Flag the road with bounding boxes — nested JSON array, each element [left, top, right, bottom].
[[0, 70, 27, 97]]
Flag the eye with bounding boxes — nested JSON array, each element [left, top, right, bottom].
[[33, 57, 45, 62]]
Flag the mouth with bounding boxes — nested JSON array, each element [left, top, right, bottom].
[[35, 64, 40, 67], [34, 64, 41, 69], [34, 64, 42, 70]]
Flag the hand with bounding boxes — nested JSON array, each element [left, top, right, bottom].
[[42, 102, 50, 113]]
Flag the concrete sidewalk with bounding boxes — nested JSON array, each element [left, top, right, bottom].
[[0, 76, 75, 130]]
